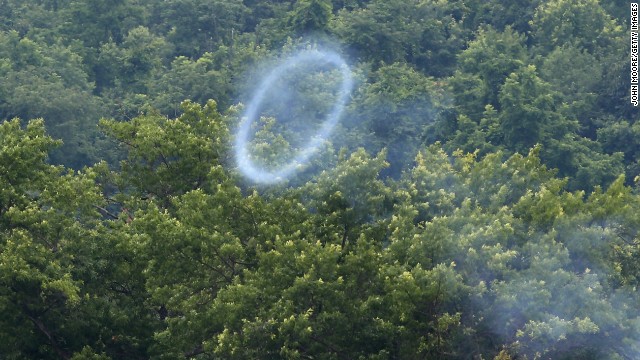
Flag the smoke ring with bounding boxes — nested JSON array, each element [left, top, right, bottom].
[[234, 49, 354, 184]]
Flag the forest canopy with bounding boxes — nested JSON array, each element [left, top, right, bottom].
[[1, 0, 640, 359]]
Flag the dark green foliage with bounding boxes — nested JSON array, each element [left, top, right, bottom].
[[0, 30, 103, 167], [530, 0, 621, 56], [289, 0, 333, 34], [450, 26, 528, 120], [59, 0, 145, 49], [147, 0, 249, 58], [462, 0, 542, 35], [349, 63, 446, 175], [331, 0, 467, 76], [498, 65, 559, 153]]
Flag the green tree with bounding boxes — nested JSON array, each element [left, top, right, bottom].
[[99, 100, 228, 206], [330, 0, 467, 76], [497, 65, 565, 153], [450, 26, 527, 121], [597, 118, 640, 182], [538, 44, 603, 137], [462, 0, 542, 35], [1, 1, 640, 358], [0, 118, 154, 359], [530, 0, 622, 55], [147, 53, 229, 116], [148, 0, 249, 58], [392, 145, 640, 358], [301, 148, 392, 248], [289, 0, 333, 34], [443, 105, 502, 156], [349, 63, 446, 175], [0, 31, 103, 167], [96, 26, 170, 94], [529, 0, 628, 118], [544, 134, 625, 190], [59, 0, 145, 49]]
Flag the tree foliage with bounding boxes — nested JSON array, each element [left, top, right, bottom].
[[1, 1, 639, 359]]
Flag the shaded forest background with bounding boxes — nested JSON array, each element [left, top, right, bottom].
[[2, 0, 640, 359]]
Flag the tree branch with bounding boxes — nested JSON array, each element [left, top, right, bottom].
[[184, 344, 204, 358], [94, 205, 119, 220], [24, 312, 70, 360]]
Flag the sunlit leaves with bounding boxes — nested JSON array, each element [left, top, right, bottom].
[[100, 100, 228, 204]]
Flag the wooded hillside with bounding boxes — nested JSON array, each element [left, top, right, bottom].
[[1, 1, 639, 359]]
